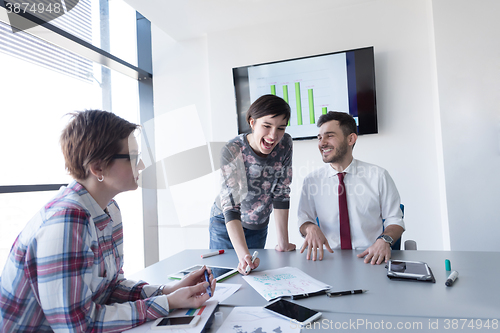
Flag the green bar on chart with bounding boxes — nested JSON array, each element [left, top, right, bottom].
[[322, 107, 328, 115], [283, 85, 290, 126], [295, 82, 302, 125], [271, 85, 276, 95], [308, 89, 315, 124], [283, 85, 289, 103]]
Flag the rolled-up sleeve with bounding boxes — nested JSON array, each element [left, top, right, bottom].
[[297, 176, 317, 236], [379, 171, 405, 230], [272, 135, 293, 210]]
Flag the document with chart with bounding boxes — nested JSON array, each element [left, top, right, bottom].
[[242, 266, 330, 301]]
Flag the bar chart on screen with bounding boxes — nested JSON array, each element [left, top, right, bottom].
[[248, 52, 351, 138]]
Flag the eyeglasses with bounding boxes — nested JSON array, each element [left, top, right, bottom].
[[112, 153, 141, 167]]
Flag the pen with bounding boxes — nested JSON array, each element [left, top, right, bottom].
[[445, 270, 459, 287], [292, 290, 328, 300], [201, 250, 225, 258], [204, 269, 212, 297], [327, 289, 368, 297], [245, 251, 259, 274]]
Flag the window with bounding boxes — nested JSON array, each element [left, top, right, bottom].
[[0, 0, 153, 276]]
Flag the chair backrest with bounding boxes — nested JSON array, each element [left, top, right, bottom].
[[404, 240, 417, 250], [386, 204, 418, 250], [391, 238, 401, 250]]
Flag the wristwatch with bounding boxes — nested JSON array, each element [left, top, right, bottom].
[[377, 234, 393, 246]]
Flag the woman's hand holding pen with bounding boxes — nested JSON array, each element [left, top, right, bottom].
[[238, 252, 260, 275], [165, 265, 216, 309], [163, 265, 215, 293]]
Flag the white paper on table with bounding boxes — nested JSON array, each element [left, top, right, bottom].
[[216, 306, 301, 333], [241, 266, 330, 301], [123, 299, 218, 333], [211, 283, 241, 303]]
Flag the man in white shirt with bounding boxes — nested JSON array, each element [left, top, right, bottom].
[[298, 112, 405, 265]]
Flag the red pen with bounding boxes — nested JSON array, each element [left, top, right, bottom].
[[201, 250, 224, 258]]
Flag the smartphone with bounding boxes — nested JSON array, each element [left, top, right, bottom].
[[151, 316, 200, 330], [263, 299, 322, 326]]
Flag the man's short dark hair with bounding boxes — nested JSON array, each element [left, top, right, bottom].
[[317, 111, 358, 137]]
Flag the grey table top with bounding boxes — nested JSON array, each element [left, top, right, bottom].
[[210, 306, 499, 333], [130, 249, 500, 321]]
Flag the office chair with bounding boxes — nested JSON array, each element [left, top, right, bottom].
[[404, 240, 417, 250], [385, 204, 418, 250], [391, 238, 402, 250]]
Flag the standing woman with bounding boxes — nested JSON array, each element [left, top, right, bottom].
[[0, 110, 215, 332], [210, 95, 296, 274]]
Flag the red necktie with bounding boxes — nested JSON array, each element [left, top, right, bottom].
[[338, 172, 352, 249]]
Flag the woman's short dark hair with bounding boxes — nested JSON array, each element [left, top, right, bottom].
[[60, 110, 139, 180], [317, 111, 358, 137], [245, 94, 291, 124]]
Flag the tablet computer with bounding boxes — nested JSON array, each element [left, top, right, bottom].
[[168, 265, 238, 281], [387, 260, 434, 282]]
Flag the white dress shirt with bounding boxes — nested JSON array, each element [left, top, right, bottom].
[[298, 159, 405, 250]]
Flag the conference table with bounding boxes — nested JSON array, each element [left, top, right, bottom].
[[129, 249, 500, 332]]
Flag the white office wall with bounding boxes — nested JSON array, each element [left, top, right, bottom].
[[150, 0, 449, 259], [151, 27, 214, 259], [432, 0, 500, 251], [206, 0, 445, 251]]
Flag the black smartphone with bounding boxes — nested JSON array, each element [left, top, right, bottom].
[[263, 298, 322, 326]]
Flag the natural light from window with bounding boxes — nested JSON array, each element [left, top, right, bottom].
[[0, 0, 145, 276]]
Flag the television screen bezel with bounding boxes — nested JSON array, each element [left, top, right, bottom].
[[232, 46, 378, 140]]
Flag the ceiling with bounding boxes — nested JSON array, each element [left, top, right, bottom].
[[123, 0, 375, 41]]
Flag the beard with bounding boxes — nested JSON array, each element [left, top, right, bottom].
[[321, 139, 348, 164]]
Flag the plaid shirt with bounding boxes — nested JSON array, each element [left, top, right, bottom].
[[0, 181, 169, 332]]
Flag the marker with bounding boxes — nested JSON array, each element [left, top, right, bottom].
[[201, 250, 225, 258], [204, 269, 212, 297], [445, 270, 459, 287], [445, 259, 451, 271], [245, 251, 259, 274], [327, 289, 368, 297]]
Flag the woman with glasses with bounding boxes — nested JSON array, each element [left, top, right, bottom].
[[0, 110, 216, 332]]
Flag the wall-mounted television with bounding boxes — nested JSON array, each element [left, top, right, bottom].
[[232, 46, 378, 140]]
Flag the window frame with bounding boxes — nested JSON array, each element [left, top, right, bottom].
[[0, 1, 158, 265]]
